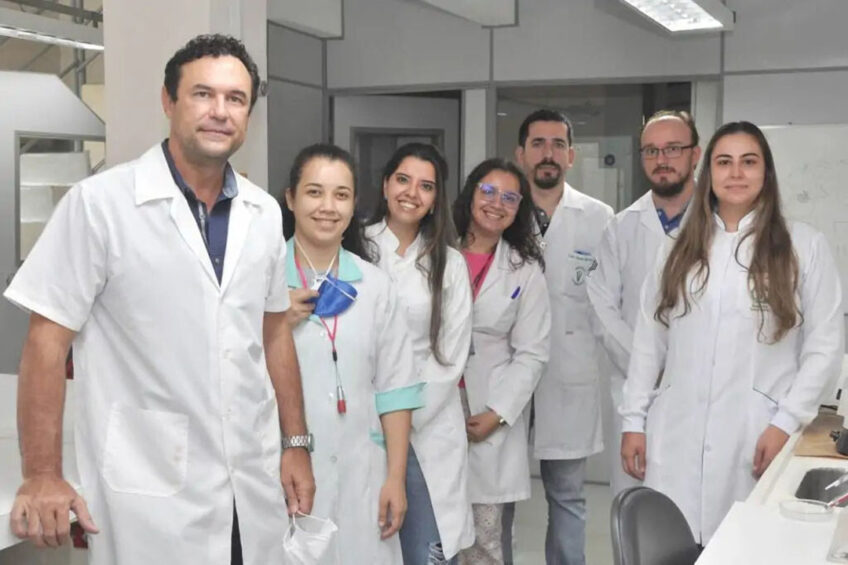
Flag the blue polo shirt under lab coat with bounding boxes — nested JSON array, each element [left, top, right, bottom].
[[161, 139, 237, 283]]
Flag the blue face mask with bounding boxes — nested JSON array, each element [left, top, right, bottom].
[[310, 274, 357, 317]]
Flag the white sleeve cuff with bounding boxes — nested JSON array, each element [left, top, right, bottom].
[[621, 415, 647, 434], [770, 410, 801, 435]]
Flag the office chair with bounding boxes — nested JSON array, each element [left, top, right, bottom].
[[610, 486, 701, 565]]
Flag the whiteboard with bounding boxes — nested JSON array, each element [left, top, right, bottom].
[[761, 124, 848, 314]]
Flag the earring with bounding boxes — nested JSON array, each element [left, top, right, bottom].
[[429, 208, 434, 216]]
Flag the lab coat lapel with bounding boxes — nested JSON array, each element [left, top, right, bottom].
[[134, 145, 219, 289], [220, 182, 257, 294], [476, 237, 510, 300], [637, 192, 666, 237], [168, 196, 220, 289]]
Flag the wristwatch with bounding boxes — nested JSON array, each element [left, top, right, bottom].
[[281, 433, 314, 453]]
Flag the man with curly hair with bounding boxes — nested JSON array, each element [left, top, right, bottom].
[[5, 34, 314, 565]]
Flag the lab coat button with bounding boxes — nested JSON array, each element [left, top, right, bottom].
[[330, 455, 337, 463]]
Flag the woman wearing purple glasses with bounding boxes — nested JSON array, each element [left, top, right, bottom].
[[452, 158, 551, 565]]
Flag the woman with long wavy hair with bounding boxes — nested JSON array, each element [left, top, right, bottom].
[[620, 122, 844, 545], [365, 143, 474, 564], [453, 158, 550, 564]]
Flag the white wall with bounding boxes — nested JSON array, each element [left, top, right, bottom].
[[721, 0, 848, 125], [103, 0, 269, 187], [267, 0, 342, 38], [326, 0, 490, 90]]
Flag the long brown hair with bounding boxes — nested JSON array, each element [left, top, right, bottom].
[[656, 121, 799, 342], [368, 143, 456, 365]]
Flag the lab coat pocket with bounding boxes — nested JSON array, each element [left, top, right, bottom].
[[476, 295, 518, 335], [563, 253, 595, 298], [102, 405, 189, 496]]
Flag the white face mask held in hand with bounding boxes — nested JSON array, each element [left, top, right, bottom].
[[282, 512, 339, 565]]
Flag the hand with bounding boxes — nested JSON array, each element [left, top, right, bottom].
[[621, 432, 647, 480], [753, 424, 790, 478], [280, 448, 316, 515], [466, 410, 502, 443], [378, 475, 406, 540], [285, 288, 319, 327], [10, 475, 98, 548]]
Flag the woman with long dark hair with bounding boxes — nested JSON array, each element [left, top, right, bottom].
[[453, 158, 550, 564], [365, 143, 474, 564], [620, 122, 844, 544], [281, 143, 424, 562]]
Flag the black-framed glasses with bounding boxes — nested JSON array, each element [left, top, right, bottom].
[[476, 183, 523, 209], [640, 144, 696, 159]]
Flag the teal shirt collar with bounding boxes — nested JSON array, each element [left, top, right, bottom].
[[285, 238, 363, 287]]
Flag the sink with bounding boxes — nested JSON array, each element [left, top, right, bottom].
[[795, 467, 848, 507]]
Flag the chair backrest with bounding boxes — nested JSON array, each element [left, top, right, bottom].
[[610, 486, 701, 565]]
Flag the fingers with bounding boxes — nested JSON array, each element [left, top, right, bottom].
[[10, 498, 30, 539], [70, 496, 99, 534], [40, 505, 61, 548], [380, 497, 406, 540], [752, 443, 766, 478], [634, 448, 646, 480], [281, 473, 300, 515], [378, 494, 388, 532], [26, 502, 43, 547], [55, 505, 72, 547], [294, 477, 316, 515]]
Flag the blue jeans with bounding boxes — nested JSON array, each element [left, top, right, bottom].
[[400, 447, 455, 565], [540, 458, 587, 565]]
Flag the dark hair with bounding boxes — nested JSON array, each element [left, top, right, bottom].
[[518, 109, 573, 148], [282, 143, 373, 262], [164, 34, 261, 112], [453, 158, 545, 270], [368, 143, 457, 364], [656, 121, 799, 342], [641, 109, 700, 147]]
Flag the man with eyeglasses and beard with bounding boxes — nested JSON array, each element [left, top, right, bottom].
[[587, 110, 701, 496], [514, 109, 613, 565]]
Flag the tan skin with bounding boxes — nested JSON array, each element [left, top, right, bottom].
[[463, 169, 524, 442], [383, 156, 438, 256], [622, 132, 789, 482], [639, 116, 701, 219], [515, 120, 575, 217], [284, 157, 411, 539], [11, 55, 316, 548]]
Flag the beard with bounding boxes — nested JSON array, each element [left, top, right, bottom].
[[649, 165, 692, 198], [533, 161, 562, 190]]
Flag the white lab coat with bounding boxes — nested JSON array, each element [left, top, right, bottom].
[[621, 213, 845, 543], [532, 184, 614, 460], [4, 145, 291, 565], [586, 191, 679, 492], [464, 238, 551, 503], [365, 222, 475, 558], [285, 239, 423, 564]]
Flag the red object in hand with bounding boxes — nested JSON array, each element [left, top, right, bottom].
[[70, 522, 89, 549]]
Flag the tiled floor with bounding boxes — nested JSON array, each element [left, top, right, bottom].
[[513, 478, 614, 565]]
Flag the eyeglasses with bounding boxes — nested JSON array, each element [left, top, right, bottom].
[[476, 183, 523, 209], [640, 144, 696, 160]]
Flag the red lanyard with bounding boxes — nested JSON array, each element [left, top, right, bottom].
[[294, 253, 346, 414]]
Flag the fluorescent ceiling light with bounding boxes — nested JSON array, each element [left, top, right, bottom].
[[0, 7, 103, 51], [619, 0, 734, 33]]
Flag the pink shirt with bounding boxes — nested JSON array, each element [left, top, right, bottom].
[[463, 250, 495, 300]]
